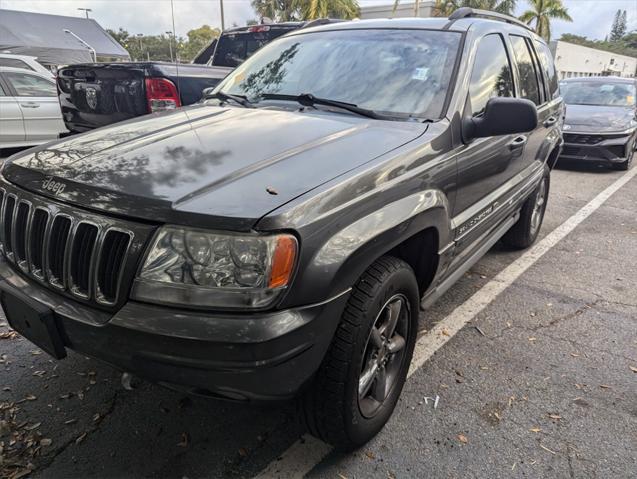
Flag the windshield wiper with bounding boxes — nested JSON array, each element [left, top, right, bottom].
[[259, 93, 391, 120], [204, 90, 254, 108]]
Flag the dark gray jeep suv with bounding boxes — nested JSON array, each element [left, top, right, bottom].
[[0, 9, 563, 449]]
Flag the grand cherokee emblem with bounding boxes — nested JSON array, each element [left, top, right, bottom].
[[85, 87, 98, 110]]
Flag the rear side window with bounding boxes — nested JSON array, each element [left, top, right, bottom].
[[509, 35, 541, 105], [4, 72, 56, 97], [468, 34, 514, 116], [0, 58, 34, 71], [534, 40, 559, 100]]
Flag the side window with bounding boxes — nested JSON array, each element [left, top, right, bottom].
[[509, 35, 541, 105], [0, 58, 35, 71], [468, 34, 514, 116], [534, 40, 559, 100], [3, 72, 56, 97]]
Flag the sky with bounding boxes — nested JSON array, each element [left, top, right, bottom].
[[0, 0, 635, 41]]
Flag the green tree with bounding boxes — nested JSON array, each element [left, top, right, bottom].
[[559, 32, 637, 58], [178, 25, 220, 62], [294, 0, 359, 19], [251, 0, 298, 21], [610, 9, 627, 42], [519, 0, 572, 41], [393, 0, 516, 18]]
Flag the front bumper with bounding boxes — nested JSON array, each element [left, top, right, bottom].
[[559, 131, 635, 165], [0, 256, 348, 401]]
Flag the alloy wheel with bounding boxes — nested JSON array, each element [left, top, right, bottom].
[[358, 294, 410, 418]]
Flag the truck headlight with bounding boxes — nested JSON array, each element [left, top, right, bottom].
[[132, 226, 297, 309]]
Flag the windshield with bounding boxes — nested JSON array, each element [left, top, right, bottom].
[[216, 29, 462, 119], [560, 81, 636, 107]]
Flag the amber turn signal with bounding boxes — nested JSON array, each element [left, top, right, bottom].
[[268, 235, 298, 288]]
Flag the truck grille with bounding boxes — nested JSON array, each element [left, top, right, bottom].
[[0, 185, 149, 307]]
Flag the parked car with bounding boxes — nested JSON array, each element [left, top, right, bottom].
[[0, 67, 67, 149], [0, 9, 563, 450], [57, 21, 335, 133], [0, 53, 53, 78], [559, 76, 636, 170]]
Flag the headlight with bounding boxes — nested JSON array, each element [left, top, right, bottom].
[[132, 226, 298, 309]]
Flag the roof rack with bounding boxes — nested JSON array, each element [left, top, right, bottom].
[[448, 7, 534, 32]]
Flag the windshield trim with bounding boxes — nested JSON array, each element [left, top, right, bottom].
[[216, 27, 466, 122]]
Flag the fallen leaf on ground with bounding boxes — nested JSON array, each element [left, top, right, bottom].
[[75, 432, 87, 444], [630, 366, 637, 373], [177, 432, 189, 447], [530, 427, 542, 433], [40, 438, 52, 447], [548, 414, 562, 420], [528, 337, 537, 342], [441, 328, 450, 337], [599, 384, 612, 389], [457, 434, 468, 444], [365, 451, 375, 459]]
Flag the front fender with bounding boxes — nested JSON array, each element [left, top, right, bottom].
[[282, 189, 452, 307]]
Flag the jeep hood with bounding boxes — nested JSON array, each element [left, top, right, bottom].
[[564, 104, 636, 133], [3, 105, 427, 230]]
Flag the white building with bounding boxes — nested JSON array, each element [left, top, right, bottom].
[[359, 1, 435, 19], [550, 41, 636, 79]]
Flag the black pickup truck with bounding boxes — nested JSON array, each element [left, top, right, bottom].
[[57, 22, 312, 133]]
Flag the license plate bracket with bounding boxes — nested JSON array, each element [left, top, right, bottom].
[[0, 284, 66, 359]]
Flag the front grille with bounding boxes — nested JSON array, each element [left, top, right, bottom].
[[564, 133, 603, 145], [0, 186, 137, 306]]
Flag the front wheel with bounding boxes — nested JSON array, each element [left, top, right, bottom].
[[501, 166, 550, 249], [301, 256, 419, 450]]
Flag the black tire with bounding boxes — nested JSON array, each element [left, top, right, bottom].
[[301, 256, 419, 451], [501, 166, 550, 250]]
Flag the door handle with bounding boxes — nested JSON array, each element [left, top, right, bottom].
[[508, 136, 528, 150], [20, 102, 40, 108], [543, 116, 557, 127]]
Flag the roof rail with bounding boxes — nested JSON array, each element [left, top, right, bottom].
[[302, 18, 346, 29], [448, 7, 534, 32]]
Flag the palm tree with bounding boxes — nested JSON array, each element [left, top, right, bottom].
[[294, 0, 359, 19], [519, 0, 572, 41], [251, 0, 297, 22], [392, 0, 516, 17]]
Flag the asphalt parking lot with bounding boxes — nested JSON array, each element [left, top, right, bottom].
[[1, 153, 636, 479]]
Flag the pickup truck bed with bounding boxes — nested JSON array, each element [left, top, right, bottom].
[[57, 62, 231, 133]]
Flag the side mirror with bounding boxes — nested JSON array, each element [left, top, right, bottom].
[[202, 87, 215, 99], [465, 97, 538, 140]]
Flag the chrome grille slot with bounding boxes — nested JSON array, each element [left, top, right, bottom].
[[14, 202, 30, 268], [96, 230, 131, 304], [30, 208, 49, 277], [47, 216, 72, 288], [3, 195, 16, 258], [70, 223, 99, 297], [0, 181, 146, 308]]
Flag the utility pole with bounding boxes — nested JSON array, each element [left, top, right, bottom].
[[219, 0, 225, 31], [165, 31, 174, 62], [136, 34, 144, 62], [78, 7, 92, 18]]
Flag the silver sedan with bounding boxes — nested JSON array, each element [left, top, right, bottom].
[[0, 67, 67, 149]]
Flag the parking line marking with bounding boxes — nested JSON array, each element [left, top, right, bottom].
[[254, 167, 637, 479]]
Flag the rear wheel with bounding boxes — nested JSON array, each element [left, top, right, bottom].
[[501, 166, 550, 249], [301, 256, 419, 450]]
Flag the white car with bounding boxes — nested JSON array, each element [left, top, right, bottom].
[[0, 54, 54, 79], [0, 67, 68, 149]]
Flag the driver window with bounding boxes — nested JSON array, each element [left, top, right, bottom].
[[468, 34, 514, 116]]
